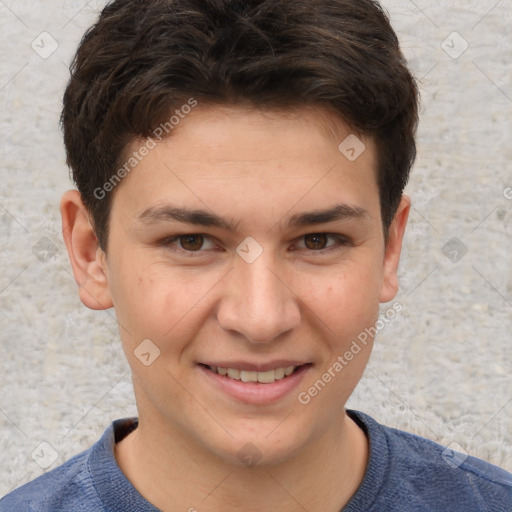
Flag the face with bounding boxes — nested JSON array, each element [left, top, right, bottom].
[[70, 105, 408, 467]]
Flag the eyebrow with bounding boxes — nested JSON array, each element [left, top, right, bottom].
[[287, 204, 368, 229], [137, 203, 368, 232], [138, 205, 240, 232]]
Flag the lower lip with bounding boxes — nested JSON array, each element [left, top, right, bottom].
[[198, 364, 311, 405]]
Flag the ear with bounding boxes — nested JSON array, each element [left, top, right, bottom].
[[60, 190, 113, 310], [379, 195, 410, 303]]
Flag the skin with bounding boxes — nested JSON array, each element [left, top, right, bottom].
[[61, 104, 410, 511]]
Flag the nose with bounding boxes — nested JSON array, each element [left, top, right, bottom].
[[216, 250, 301, 344]]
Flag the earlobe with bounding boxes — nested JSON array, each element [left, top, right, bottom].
[[60, 190, 113, 310], [379, 195, 410, 303]]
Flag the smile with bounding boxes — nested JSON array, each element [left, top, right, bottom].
[[198, 362, 312, 404], [206, 365, 298, 384]]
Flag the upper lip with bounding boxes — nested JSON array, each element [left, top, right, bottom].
[[199, 360, 310, 372]]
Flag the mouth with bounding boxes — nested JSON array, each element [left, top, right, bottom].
[[199, 363, 310, 384], [197, 361, 312, 404]]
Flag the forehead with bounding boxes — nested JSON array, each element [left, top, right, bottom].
[[112, 104, 380, 225]]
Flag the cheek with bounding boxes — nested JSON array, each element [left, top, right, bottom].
[[309, 263, 382, 327], [107, 261, 173, 342], [301, 271, 380, 406], [109, 261, 220, 348]]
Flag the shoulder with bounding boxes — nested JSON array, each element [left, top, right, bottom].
[[385, 421, 512, 484], [387, 426, 511, 509], [0, 418, 136, 512], [0, 448, 99, 512], [347, 410, 512, 511]]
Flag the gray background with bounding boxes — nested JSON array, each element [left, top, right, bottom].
[[1, 0, 511, 497]]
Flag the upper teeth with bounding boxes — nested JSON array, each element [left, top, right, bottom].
[[209, 365, 296, 383]]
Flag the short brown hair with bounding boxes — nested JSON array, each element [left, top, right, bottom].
[[61, 0, 419, 250]]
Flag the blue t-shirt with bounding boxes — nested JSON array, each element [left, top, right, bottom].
[[1, 409, 511, 511]]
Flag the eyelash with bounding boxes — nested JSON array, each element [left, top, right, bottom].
[[158, 233, 352, 257]]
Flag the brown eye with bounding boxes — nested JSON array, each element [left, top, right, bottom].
[[179, 234, 204, 251], [159, 233, 217, 257], [303, 233, 329, 250]]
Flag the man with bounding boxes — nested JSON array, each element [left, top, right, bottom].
[[1, 0, 511, 510]]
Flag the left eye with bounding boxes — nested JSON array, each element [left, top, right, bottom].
[[294, 233, 351, 252]]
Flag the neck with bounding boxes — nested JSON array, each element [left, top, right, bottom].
[[115, 410, 368, 512]]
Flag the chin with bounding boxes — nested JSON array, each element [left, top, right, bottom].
[[204, 422, 312, 470]]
